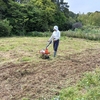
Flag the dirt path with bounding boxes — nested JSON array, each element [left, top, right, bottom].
[[0, 48, 100, 100]]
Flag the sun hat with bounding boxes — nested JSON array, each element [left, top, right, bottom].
[[53, 25, 58, 31]]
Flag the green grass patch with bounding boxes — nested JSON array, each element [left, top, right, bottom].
[[20, 56, 33, 62], [57, 68, 100, 100]]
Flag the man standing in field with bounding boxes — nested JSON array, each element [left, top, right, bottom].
[[48, 25, 60, 57]]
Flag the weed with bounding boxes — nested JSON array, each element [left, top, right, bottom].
[[57, 68, 100, 100]]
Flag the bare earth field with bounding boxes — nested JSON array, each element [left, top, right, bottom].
[[0, 37, 100, 100]]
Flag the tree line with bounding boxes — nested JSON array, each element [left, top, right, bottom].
[[0, 0, 100, 37]]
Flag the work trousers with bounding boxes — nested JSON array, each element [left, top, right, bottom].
[[53, 39, 59, 52]]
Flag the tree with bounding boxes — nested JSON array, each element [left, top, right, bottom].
[[89, 12, 100, 26], [28, 0, 56, 31], [77, 13, 89, 25], [51, 0, 69, 16], [0, 0, 72, 36], [77, 12, 100, 26], [0, 19, 12, 37], [0, 0, 8, 19], [7, 1, 29, 35]]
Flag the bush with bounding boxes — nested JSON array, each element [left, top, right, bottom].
[[0, 19, 12, 37], [66, 26, 100, 41], [26, 31, 51, 37]]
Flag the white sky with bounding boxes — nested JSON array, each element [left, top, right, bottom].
[[64, 0, 100, 14]]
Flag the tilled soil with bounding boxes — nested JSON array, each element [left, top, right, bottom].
[[0, 48, 100, 100]]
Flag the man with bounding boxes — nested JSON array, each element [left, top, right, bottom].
[[48, 25, 60, 57]]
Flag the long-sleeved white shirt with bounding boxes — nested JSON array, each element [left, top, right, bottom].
[[49, 30, 60, 42]]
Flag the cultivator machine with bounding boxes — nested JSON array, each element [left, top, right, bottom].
[[39, 41, 52, 59]]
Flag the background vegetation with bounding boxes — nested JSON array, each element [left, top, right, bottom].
[[0, 0, 100, 37]]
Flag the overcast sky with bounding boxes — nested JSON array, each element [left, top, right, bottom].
[[64, 0, 100, 14]]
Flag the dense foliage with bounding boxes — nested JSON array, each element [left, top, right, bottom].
[[0, 0, 71, 36], [77, 11, 100, 26], [0, 0, 100, 37], [66, 26, 100, 41], [0, 19, 12, 36]]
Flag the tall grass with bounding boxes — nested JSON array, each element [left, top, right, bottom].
[[27, 31, 51, 37], [13, 26, 100, 41], [65, 26, 100, 41]]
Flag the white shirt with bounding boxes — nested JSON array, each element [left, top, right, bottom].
[[49, 30, 60, 41]]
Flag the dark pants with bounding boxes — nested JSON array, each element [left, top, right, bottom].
[[53, 39, 59, 52]]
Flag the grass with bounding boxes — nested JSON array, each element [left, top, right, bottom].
[[65, 27, 100, 41], [0, 36, 100, 65], [0, 36, 100, 100], [57, 68, 100, 100]]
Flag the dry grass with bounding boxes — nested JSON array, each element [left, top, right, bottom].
[[0, 36, 100, 65], [1, 36, 100, 100]]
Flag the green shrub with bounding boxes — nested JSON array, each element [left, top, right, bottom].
[[27, 31, 51, 37], [66, 26, 100, 41], [0, 19, 12, 37], [61, 31, 67, 36]]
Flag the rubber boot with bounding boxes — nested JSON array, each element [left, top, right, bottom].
[[54, 51, 56, 57]]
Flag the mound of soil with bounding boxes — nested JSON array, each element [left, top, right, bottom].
[[0, 48, 100, 100]]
